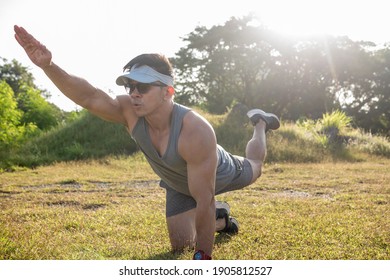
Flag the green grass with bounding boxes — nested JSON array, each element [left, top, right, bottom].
[[1, 153, 389, 260], [1, 108, 389, 259]]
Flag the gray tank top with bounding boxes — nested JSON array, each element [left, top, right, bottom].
[[131, 103, 237, 196]]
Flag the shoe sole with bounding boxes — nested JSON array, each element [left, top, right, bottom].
[[229, 217, 239, 234]]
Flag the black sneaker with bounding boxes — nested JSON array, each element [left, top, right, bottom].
[[247, 109, 280, 131], [216, 201, 239, 235], [216, 201, 230, 220], [218, 217, 239, 235], [228, 217, 239, 234]]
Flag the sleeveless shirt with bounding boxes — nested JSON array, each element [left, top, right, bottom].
[[131, 103, 237, 196]]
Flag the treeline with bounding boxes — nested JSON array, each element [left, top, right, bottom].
[[171, 15, 390, 135]]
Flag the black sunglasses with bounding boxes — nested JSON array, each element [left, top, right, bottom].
[[125, 82, 165, 95]]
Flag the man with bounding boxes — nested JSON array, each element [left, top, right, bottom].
[[14, 25, 280, 260]]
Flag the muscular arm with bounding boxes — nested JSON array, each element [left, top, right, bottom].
[[14, 25, 129, 125], [179, 112, 218, 256], [42, 62, 127, 124]]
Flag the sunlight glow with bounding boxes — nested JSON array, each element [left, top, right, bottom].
[[251, 0, 387, 43]]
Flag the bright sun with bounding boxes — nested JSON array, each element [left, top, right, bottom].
[[250, 0, 388, 43]]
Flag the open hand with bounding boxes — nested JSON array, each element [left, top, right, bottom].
[[14, 25, 52, 69]]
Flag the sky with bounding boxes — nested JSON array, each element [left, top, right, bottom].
[[1, 0, 389, 111]]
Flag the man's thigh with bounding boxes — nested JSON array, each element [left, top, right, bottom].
[[166, 208, 196, 251], [216, 156, 256, 194]]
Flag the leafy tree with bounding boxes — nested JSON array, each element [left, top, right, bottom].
[[0, 58, 40, 97], [0, 81, 37, 148], [335, 44, 390, 135], [172, 15, 275, 113], [172, 15, 390, 134], [172, 16, 340, 116], [1, 58, 64, 130], [260, 36, 339, 120], [17, 84, 61, 130]]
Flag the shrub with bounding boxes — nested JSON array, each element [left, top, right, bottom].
[[320, 110, 352, 141], [297, 110, 352, 147], [1, 111, 137, 168]]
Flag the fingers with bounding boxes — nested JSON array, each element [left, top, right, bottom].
[[14, 25, 43, 53], [14, 25, 29, 37], [14, 26, 28, 48], [14, 25, 23, 46], [13, 25, 53, 69], [14, 25, 39, 47], [14, 25, 32, 45], [14, 25, 25, 40]]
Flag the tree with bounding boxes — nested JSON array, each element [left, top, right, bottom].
[[17, 84, 61, 130], [172, 15, 275, 113], [0, 58, 39, 97], [172, 16, 338, 116], [0, 81, 37, 148], [334, 43, 390, 135], [1, 58, 64, 130], [172, 15, 390, 134], [259, 36, 338, 120]]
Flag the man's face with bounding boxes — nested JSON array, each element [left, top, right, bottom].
[[125, 81, 167, 116]]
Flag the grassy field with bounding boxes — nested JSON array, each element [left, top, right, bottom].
[[1, 153, 389, 260]]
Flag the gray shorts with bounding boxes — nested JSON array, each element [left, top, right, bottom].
[[161, 156, 253, 217]]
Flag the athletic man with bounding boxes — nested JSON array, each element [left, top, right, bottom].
[[14, 25, 280, 260]]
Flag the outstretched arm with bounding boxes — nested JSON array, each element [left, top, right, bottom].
[[14, 25, 128, 125]]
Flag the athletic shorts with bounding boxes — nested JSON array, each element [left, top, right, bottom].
[[161, 156, 253, 217]]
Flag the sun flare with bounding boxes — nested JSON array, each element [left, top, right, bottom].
[[250, 0, 387, 43]]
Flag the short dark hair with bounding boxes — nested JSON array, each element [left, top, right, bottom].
[[123, 54, 173, 78]]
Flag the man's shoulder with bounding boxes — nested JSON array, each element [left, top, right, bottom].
[[179, 109, 217, 159], [182, 109, 214, 133]]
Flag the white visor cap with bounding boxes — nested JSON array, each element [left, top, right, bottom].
[[116, 64, 174, 86]]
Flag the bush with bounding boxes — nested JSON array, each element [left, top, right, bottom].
[[320, 110, 352, 140], [2, 111, 137, 168], [213, 108, 389, 163], [214, 106, 327, 163], [346, 129, 390, 157], [297, 110, 352, 147]]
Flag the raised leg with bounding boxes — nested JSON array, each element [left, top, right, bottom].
[[246, 109, 280, 183]]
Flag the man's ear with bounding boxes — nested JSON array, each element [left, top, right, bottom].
[[167, 86, 175, 95]]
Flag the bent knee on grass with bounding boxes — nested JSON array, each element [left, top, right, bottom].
[[166, 209, 196, 251]]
